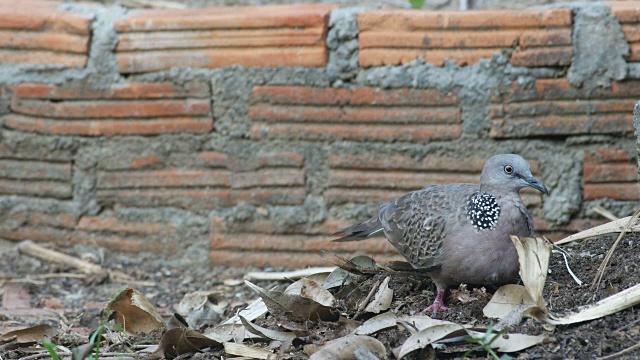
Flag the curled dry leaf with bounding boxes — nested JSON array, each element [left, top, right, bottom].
[[364, 276, 393, 314], [105, 286, 167, 335], [286, 278, 336, 307], [483, 284, 536, 320], [146, 328, 220, 360], [0, 324, 59, 344], [510, 236, 551, 317], [467, 330, 545, 352], [355, 311, 397, 335], [244, 280, 339, 322], [178, 291, 228, 328], [398, 323, 467, 359], [221, 298, 268, 325], [309, 334, 387, 360], [240, 315, 297, 342], [224, 342, 274, 360], [451, 284, 478, 304]]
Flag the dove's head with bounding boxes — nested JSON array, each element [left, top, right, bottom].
[[480, 154, 548, 195]]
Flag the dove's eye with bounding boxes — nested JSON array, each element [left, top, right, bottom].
[[504, 165, 514, 174]]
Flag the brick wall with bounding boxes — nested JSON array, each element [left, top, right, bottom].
[[0, 0, 638, 268]]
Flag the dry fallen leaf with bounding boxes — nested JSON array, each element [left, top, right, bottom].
[[0, 324, 59, 344], [106, 286, 166, 335], [398, 323, 466, 359], [483, 284, 536, 320], [245, 280, 339, 322], [178, 291, 227, 328], [355, 311, 397, 335], [451, 284, 478, 304], [467, 330, 545, 352], [364, 276, 393, 314], [146, 328, 220, 360], [240, 315, 297, 342], [224, 342, 274, 359], [309, 334, 387, 360]]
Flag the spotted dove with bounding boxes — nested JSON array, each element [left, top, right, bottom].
[[333, 154, 549, 313]]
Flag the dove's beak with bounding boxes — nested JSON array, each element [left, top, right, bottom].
[[524, 176, 549, 195]]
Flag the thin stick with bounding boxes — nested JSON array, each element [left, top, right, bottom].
[[17, 240, 136, 284], [355, 280, 381, 318], [591, 208, 640, 290], [592, 206, 619, 221], [597, 342, 640, 360]]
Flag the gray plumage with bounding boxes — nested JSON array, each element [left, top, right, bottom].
[[333, 154, 548, 313]]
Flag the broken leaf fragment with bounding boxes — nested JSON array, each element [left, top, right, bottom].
[[245, 280, 339, 322], [240, 315, 297, 342], [0, 324, 59, 344], [364, 276, 393, 314], [106, 286, 167, 335], [309, 334, 387, 360], [146, 328, 220, 360], [355, 311, 397, 335], [483, 284, 536, 320]]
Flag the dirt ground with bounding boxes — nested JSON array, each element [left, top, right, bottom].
[[0, 231, 639, 359]]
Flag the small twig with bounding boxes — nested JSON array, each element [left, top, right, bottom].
[[592, 208, 640, 290], [355, 280, 381, 318], [597, 342, 640, 360], [552, 249, 583, 286], [17, 240, 138, 285], [592, 206, 619, 221]]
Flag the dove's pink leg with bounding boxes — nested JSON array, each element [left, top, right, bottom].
[[425, 289, 449, 315]]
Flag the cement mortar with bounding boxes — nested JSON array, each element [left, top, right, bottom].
[[567, 3, 629, 89]]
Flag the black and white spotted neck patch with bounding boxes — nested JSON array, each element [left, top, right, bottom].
[[467, 192, 501, 231]]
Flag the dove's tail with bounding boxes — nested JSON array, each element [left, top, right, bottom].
[[331, 217, 383, 242]]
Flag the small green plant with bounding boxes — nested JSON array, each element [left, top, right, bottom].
[[42, 339, 62, 360], [463, 322, 513, 360], [409, 0, 426, 9]]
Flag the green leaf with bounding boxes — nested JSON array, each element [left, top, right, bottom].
[[409, 0, 425, 9], [42, 340, 61, 360]]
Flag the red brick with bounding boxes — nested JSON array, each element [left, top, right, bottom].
[[198, 152, 231, 168], [499, 100, 633, 117], [77, 216, 176, 235], [359, 48, 503, 67], [0, 179, 71, 199], [251, 86, 459, 106], [3, 115, 214, 136], [210, 233, 396, 253], [0, 225, 71, 243], [70, 231, 166, 253], [359, 30, 521, 49], [251, 123, 462, 143], [211, 216, 352, 235], [130, 156, 162, 169], [8, 211, 76, 229], [199, 151, 305, 171], [584, 148, 634, 164], [0, 30, 88, 53], [490, 114, 634, 138], [114, 5, 335, 32], [510, 46, 572, 67], [583, 183, 639, 200], [519, 28, 572, 48], [358, 9, 571, 31], [0, 159, 71, 181], [0, 49, 87, 67], [229, 169, 305, 188], [116, 27, 325, 51], [12, 83, 210, 99], [96, 188, 306, 210], [628, 42, 640, 61], [621, 24, 640, 42], [328, 170, 478, 190], [250, 104, 460, 124], [497, 79, 640, 103], [583, 164, 637, 183], [329, 153, 485, 172], [610, 3, 640, 23], [116, 47, 327, 73], [11, 99, 210, 119], [97, 169, 231, 189], [0, 10, 91, 35], [208, 250, 403, 268], [0, 0, 61, 10]]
